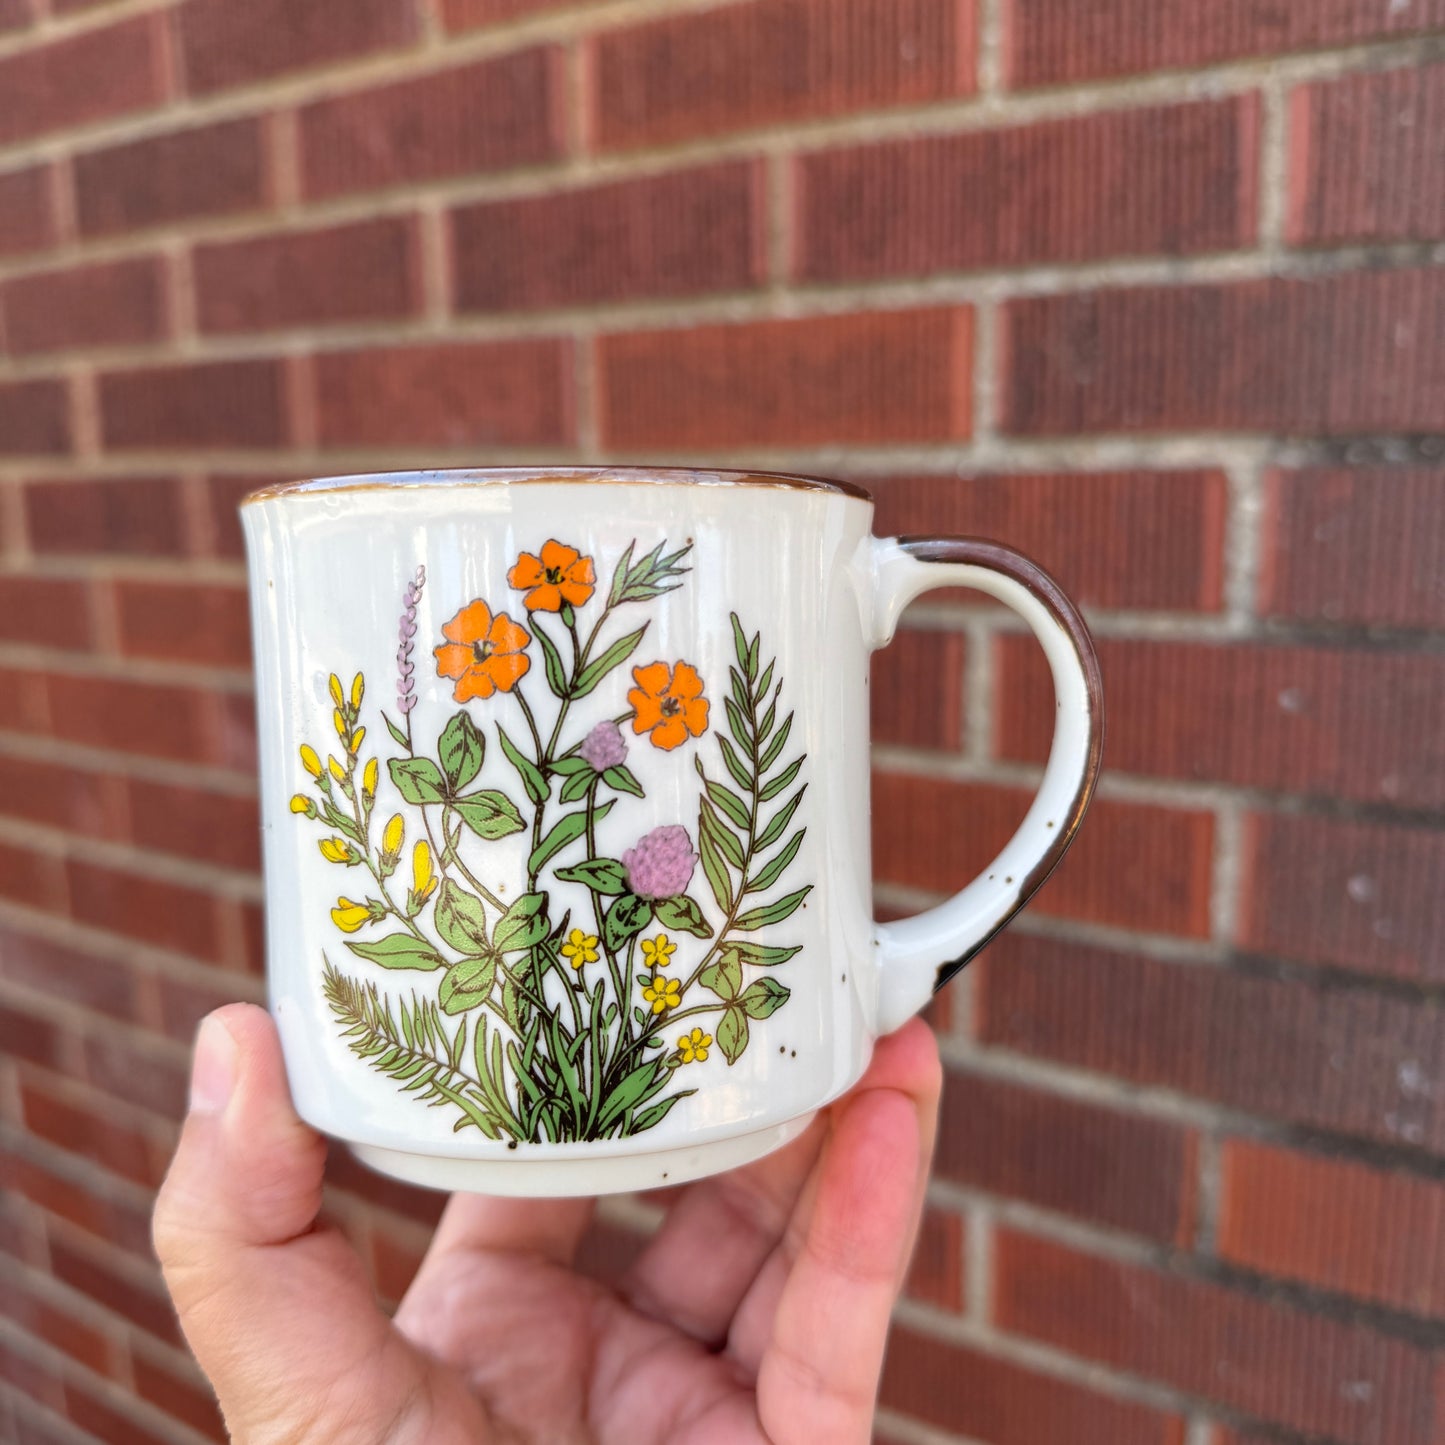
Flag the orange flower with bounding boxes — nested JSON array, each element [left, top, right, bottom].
[[434, 600, 531, 702], [628, 661, 709, 751], [507, 540, 596, 613]]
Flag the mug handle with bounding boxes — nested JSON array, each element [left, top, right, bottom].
[[868, 536, 1105, 1033]]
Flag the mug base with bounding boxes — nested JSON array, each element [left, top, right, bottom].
[[348, 1113, 816, 1197]]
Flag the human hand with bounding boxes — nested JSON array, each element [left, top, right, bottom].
[[154, 1003, 941, 1444]]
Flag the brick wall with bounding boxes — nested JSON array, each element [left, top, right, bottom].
[[0, 1, 1441, 1442]]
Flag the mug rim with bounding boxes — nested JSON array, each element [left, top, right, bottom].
[[242, 465, 875, 506]]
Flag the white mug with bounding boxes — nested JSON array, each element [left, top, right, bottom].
[[242, 468, 1102, 1196]]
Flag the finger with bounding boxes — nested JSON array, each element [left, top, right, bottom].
[[154, 1005, 465, 1441], [618, 1112, 828, 1345], [734, 1019, 941, 1389]]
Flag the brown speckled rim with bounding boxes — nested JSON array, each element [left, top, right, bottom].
[[241, 465, 874, 506]]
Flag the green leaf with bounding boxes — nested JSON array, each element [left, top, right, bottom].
[[632, 1092, 691, 1133], [724, 697, 750, 750], [604, 892, 652, 953], [453, 790, 526, 840], [735, 886, 812, 931], [501, 976, 523, 1030], [574, 625, 648, 698], [717, 1006, 749, 1065], [554, 857, 629, 894], [493, 892, 550, 953], [607, 540, 636, 607], [534, 621, 568, 699], [746, 830, 805, 894], [345, 934, 445, 971], [758, 714, 793, 773], [498, 726, 548, 805], [699, 798, 746, 869], [603, 764, 644, 797], [530, 800, 612, 876], [439, 954, 497, 1014], [718, 735, 752, 791], [739, 977, 790, 1019], [383, 712, 410, 749], [700, 950, 741, 1000], [388, 757, 448, 805], [434, 878, 490, 953], [757, 697, 777, 744], [438, 711, 484, 792], [698, 826, 732, 913], [654, 893, 712, 939], [756, 658, 775, 703], [598, 1058, 665, 1130], [729, 668, 749, 714], [756, 785, 806, 850], [730, 613, 749, 672], [560, 770, 594, 804], [761, 756, 804, 801], [724, 941, 802, 967], [550, 755, 591, 776], [705, 777, 751, 831], [745, 632, 760, 681]]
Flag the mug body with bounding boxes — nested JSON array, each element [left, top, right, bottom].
[[243, 468, 880, 1194]]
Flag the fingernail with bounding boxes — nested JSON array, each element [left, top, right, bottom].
[[190, 1015, 238, 1115]]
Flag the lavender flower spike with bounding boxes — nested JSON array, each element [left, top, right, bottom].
[[397, 565, 426, 715], [623, 825, 697, 901]]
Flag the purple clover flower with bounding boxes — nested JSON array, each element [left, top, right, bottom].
[[580, 720, 627, 772], [623, 825, 697, 901], [397, 565, 426, 716]]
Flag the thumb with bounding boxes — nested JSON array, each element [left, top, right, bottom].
[[153, 1004, 434, 1441]]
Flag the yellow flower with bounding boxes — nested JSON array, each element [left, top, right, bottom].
[[560, 928, 600, 970], [640, 933, 675, 969], [300, 744, 322, 778], [333, 707, 347, 739], [289, 793, 313, 815], [350, 673, 364, 709], [328, 756, 347, 783], [641, 975, 681, 1014], [678, 1027, 712, 1064], [411, 840, 437, 903], [318, 837, 356, 864], [331, 897, 371, 932], [382, 813, 404, 859], [362, 757, 378, 799], [329, 673, 345, 708]]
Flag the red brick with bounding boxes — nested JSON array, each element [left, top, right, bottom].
[[452, 160, 767, 313], [974, 933, 1445, 1155], [1290, 64, 1445, 246], [874, 772, 1214, 936], [24, 476, 187, 558], [300, 48, 564, 200], [903, 1207, 965, 1311], [938, 1071, 1196, 1241], [0, 1000, 63, 1069], [369, 1229, 425, 1301], [2, 256, 167, 358], [14, 1408, 80, 1445], [0, 379, 70, 456], [99, 359, 288, 450], [1006, 0, 1445, 86], [799, 97, 1256, 282], [203, 474, 278, 558], [1260, 468, 1445, 629], [155, 970, 245, 1042], [1219, 1140, 1445, 1319], [1240, 812, 1445, 982], [0, 842, 67, 912], [83, 1033, 188, 1119], [592, 0, 973, 151], [998, 636, 1445, 806], [131, 1352, 225, 1440], [64, 1377, 176, 1445], [315, 338, 573, 448], [0, 925, 139, 1019], [0, 1334, 64, 1413], [871, 470, 1227, 613], [20, 1085, 162, 1189], [181, 0, 416, 95], [325, 1142, 446, 1225], [0, 16, 166, 146], [2, 1141, 150, 1252], [0, 0, 29, 30], [993, 1230, 1441, 1444], [0, 577, 93, 651], [872, 626, 965, 751], [41, 671, 233, 767], [0, 164, 56, 258], [196, 216, 420, 335], [65, 859, 222, 963], [114, 580, 251, 668], [75, 117, 268, 239], [886, 1327, 1186, 1445], [1, 1276, 116, 1375], [1002, 269, 1445, 436], [48, 1236, 181, 1347], [600, 308, 971, 449], [129, 779, 260, 872], [443, 0, 603, 23]]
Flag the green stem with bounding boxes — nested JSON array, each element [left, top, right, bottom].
[[435, 804, 507, 912]]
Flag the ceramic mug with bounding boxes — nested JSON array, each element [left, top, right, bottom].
[[242, 467, 1103, 1196]]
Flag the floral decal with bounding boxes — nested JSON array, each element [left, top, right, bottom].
[[298, 539, 810, 1144]]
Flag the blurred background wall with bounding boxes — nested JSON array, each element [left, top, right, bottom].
[[0, 1, 1443, 1442]]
